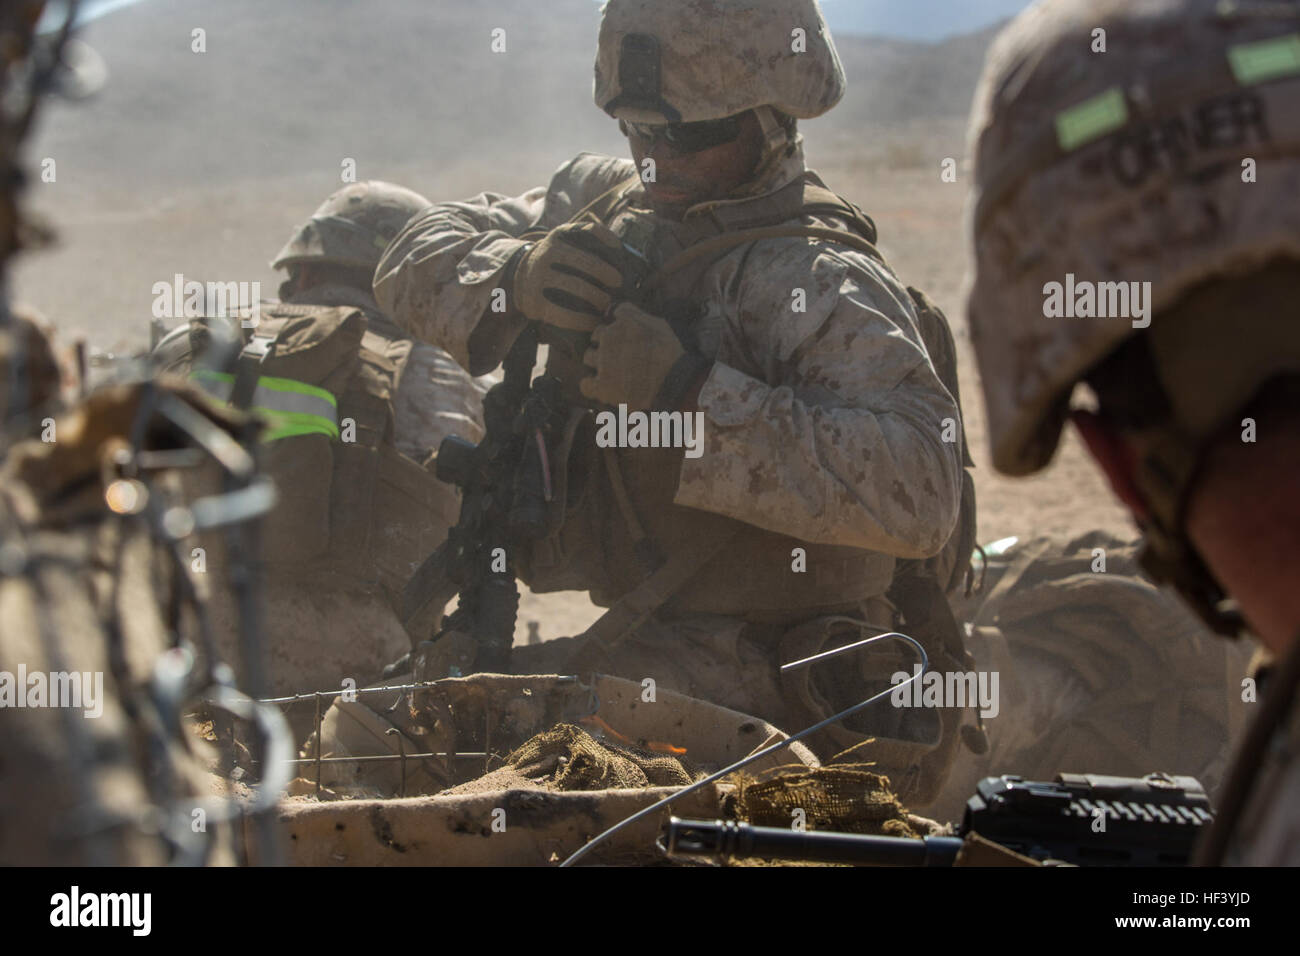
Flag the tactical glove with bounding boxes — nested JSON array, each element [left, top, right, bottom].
[[580, 302, 712, 411], [511, 222, 626, 333]]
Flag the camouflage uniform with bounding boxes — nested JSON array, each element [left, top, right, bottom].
[[266, 280, 494, 460], [966, 0, 1300, 863], [377, 148, 961, 558], [155, 183, 494, 708], [266, 182, 498, 460], [373, 0, 967, 799]]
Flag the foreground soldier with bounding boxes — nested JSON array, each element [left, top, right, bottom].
[[155, 182, 493, 706], [967, 0, 1300, 863], [0, 0, 284, 864], [375, 0, 975, 804]]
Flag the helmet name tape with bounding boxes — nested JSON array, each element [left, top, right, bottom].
[[1228, 32, 1300, 86], [1108, 89, 1269, 190], [1056, 87, 1129, 152]]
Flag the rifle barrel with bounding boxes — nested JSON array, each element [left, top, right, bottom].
[[663, 818, 964, 867]]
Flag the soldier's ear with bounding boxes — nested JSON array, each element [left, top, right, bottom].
[[1071, 409, 1151, 523]]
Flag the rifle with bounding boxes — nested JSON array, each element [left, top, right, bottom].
[[398, 323, 567, 675], [397, 235, 654, 677], [662, 772, 1215, 867]]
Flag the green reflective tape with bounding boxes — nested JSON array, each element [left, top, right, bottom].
[[260, 410, 339, 442], [1229, 33, 1300, 86], [189, 370, 339, 442], [191, 369, 234, 395], [1056, 87, 1129, 152], [253, 374, 337, 413]]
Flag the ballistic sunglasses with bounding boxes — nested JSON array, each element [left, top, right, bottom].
[[620, 115, 744, 154]]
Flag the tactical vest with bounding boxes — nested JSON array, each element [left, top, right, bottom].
[[157, 303, 458, 596], [521, 172, 978, 621]]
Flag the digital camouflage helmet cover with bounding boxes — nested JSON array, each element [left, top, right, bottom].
[[271, 181, 432, 273], [593, 0, 846, 125]]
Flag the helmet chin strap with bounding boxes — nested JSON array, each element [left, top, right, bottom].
[[753, 105, 791, 155], [759, 106, 785, 149], [1132, 426, 1244, 638], [731, 106, 796, 198]]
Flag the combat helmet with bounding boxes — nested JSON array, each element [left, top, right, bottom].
[[271, 181, 431, 272], [593, 0, 846, 125], [966, 0, 1300, 632]]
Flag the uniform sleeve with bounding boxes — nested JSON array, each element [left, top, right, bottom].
[[373, 153, 635, 376], [674, 249, 964, 558], [372, 188, 543, 375]]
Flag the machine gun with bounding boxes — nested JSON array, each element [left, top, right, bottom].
[[662, 772, 1215, 867]]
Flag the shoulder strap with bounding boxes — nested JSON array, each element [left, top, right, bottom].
[[643, 224, 885, 297], [566, 173, 887, 291], [571, 528, 743, 667], [703, 179, 879, 246], [229, 331, 275, 411], [906, 286, 974, 470], [640, 176, 886, 292]]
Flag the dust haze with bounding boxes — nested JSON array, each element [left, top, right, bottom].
[[16, 0, 1130, 639]]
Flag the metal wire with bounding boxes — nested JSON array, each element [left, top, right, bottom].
[[257, 678, 500, 705], [283, 753, 490, 765], [558, 628, 928, 867], [254, 674, 600, 796]]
